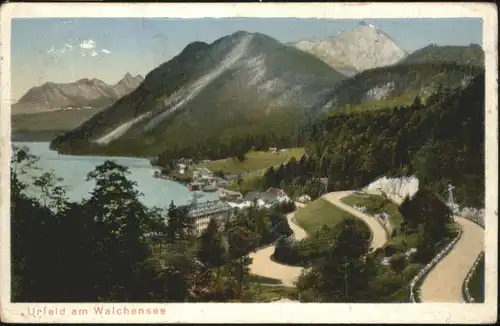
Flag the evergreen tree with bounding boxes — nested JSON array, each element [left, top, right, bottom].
[[227, 225, 258, 296], [197, 218, 227, 282]]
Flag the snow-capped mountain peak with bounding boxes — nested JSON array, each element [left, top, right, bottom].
[[290, 23, 408, 75]]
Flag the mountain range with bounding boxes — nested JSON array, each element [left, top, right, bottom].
[[50, 31, 346, 156], [399, 43, 484, 67], [290, 22, 408, 76], [38, 25, 485, 159], [12, 73, 144, 115]]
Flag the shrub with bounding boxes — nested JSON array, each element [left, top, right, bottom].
[[390, 253, 407, 272], [383, 242, 404, 257], [275, 201, 296, 214], [403, 263, 424, 281]]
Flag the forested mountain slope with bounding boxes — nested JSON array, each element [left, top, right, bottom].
[[305, 72, 485, 207], [317, 63, 482, 113], [398, 44, 484, 67], [50, 31, 345, 159]]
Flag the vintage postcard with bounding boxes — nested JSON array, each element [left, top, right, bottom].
[[0, 2, 498, 324]]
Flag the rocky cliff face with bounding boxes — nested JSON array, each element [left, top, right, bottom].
[[291, 22, 407, 75], [12, 74, 144, 115]]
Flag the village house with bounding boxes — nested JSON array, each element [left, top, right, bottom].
[[181, 200, 233, 235], [265, 187, 291, 203], [224, 174, 239, 184], [176, 158, 193, 167], [215, 177, 229, 188], [176, 163, 186, 174], [243, 191, 279, 209], [192, 167, 214, 182], [225, 198, 252, 210], [219, 188, 243, 201]]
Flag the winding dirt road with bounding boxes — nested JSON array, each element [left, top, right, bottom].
[[248, 204, 308, 287], [364, 190, 485, 302], [249, 190, 484, 303], [419, 217, 484, 302], [248, 191, 389, 287], [322, 191, 388, 250]]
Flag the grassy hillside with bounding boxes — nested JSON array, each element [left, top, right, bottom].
[[294, 198, 354, 235], [341, 193, 403, 231], [195, 148, 305, 175]]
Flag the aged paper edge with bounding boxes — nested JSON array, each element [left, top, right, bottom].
[[0, 2, 498, 324]]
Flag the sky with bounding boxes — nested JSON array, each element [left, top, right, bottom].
[[10, 18, 482, 101]]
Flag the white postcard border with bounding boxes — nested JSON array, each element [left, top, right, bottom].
[[0, 2, 497, 324]]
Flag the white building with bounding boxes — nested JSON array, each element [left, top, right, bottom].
[[243, 191, 279, 209], [226, 199, 252, 210], [177, 163, 186, 175], [181, 200, 233, 235], [193, 167, 214, 182]]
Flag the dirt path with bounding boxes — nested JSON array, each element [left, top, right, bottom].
[[364, 189, 485, 302], [250, 189, 484, 302], [419, 217, 484, 302], [322, 191, 388, 250], [248, 192, 389, 287], [248, 206, 308, 287]]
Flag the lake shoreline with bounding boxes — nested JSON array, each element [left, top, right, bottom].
[[12, 142, 219, 208]]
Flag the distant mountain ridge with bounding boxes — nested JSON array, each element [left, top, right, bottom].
[[12, 73, 144, 115], [316, 62, 482, 113], [51, 30, 346, 157], [398, 44, 484, 67], [291, 22, 408, 76]]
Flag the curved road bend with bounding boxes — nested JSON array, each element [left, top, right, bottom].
[[419, 217, 484, 302], [249, 192, 389, 287], [249, 190, 484, 302], [249, 206, 308, 287], [364, 190, 485, 302], [322, 191, 388, 250]]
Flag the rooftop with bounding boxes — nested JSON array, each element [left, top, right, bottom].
[[195, 167, 213, 175], [181, 200, 232, 219], [243, 191, 278, 204], [266, 187, 287, 197]]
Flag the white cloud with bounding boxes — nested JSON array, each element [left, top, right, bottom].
[[48, 39, 109, 58], [58, 42, 73, 53], [79, 39, 96, 50], [47, 42, 74, 56]]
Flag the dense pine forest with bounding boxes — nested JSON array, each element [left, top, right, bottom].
[[260, 72, 485, 208]]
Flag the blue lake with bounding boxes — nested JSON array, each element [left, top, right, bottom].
[[13, 142, 219, 209]]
